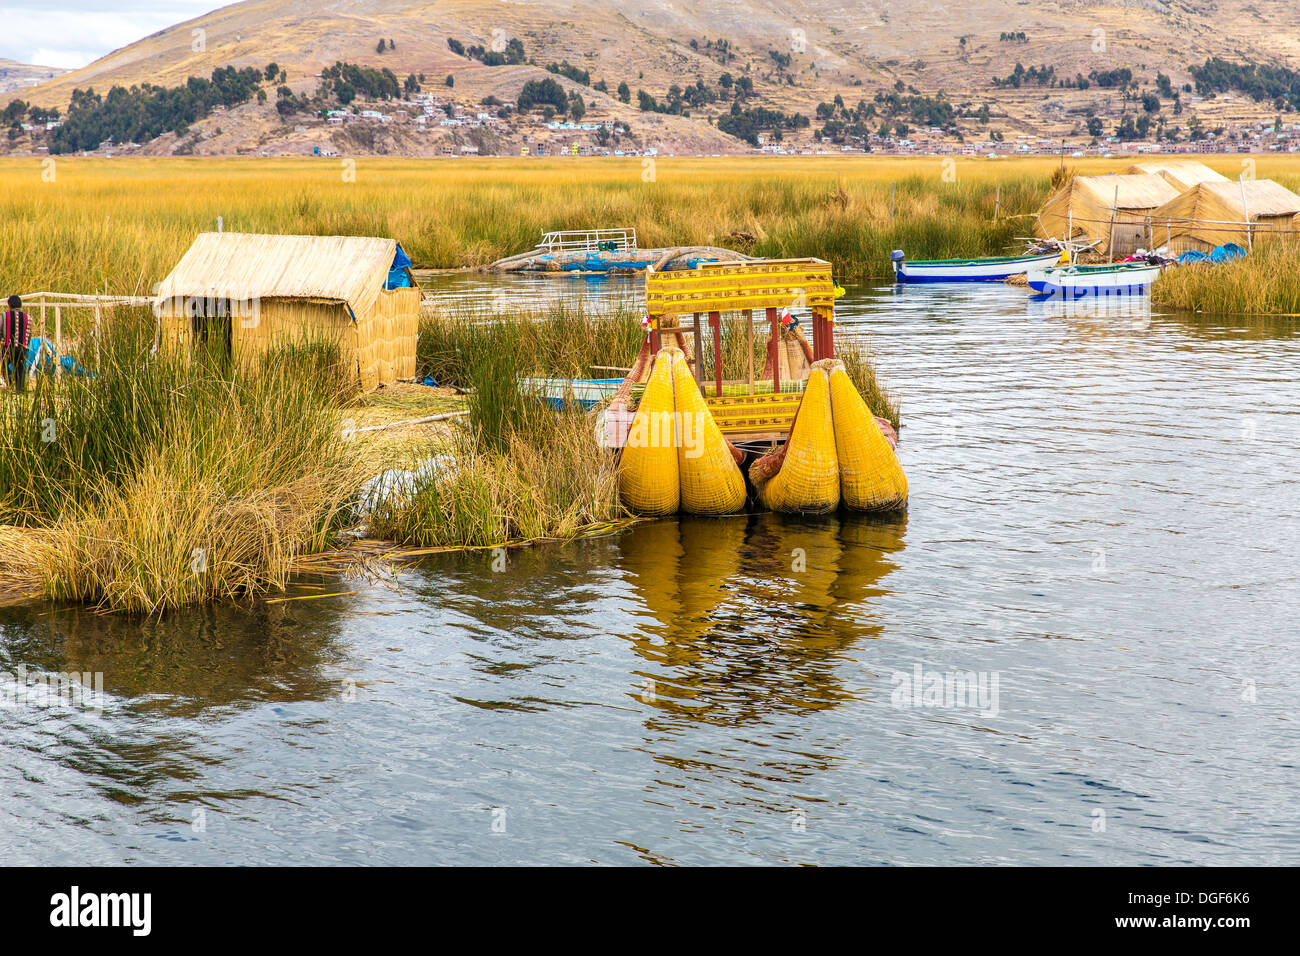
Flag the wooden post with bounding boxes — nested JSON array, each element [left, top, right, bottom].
[[767, 307, 780, 394], [54, 306, 62, 377], [890, 183, 896, 223], [39, 295, 46, 345], [650, 317, 661, 354], [994, 185, 1002, 221], [94, 296, 102, 368], [746, 309, 755, 395], [1107, 183, 1119, 263], [692, 313, 703, 384], [1239, 178, 1252, 252], [822, 307, 835, 359], [709, 311, 722, 397]]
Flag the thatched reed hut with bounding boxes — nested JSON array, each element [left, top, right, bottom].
[[1125, 160, 1228, 192], [1147, 179, 1300, 254], [155, 233, 419, 391], [1035, 173, 1181, 257]]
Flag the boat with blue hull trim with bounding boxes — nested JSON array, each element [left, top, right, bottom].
[[1026, 262, 1161, 298], [891, 249, 1063, 283]]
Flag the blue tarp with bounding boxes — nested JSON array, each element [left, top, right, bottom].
[[25, 337, 91, 376], [385, 243, 413, 289], [1210, 243, 1247, 263]]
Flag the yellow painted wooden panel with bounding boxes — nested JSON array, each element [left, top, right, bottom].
[[646, 258, 833, 315]]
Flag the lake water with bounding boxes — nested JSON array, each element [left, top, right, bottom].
[[2, 275, 1297, 865]]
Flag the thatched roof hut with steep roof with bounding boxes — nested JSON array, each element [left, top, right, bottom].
[[155, 232, 419, 391], [1147, 179, 1300, 254], [1034, 173, 1181, 256], [1125, 160, 1228, 192]]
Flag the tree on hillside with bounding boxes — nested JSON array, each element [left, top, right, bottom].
[[617, 81, 630, 103], [377, 39, 386, 54], [519, 76, 568, 113]]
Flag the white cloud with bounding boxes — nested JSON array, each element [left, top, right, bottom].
[[28, 48, 101, 71], [0, 2, 223, 68]]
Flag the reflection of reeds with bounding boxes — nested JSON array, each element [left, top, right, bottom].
[[1153, 240, 1300, 315]]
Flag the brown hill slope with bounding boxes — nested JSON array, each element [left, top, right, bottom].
[[11, 0, 1300, 151], [0, 58, 66, 96]]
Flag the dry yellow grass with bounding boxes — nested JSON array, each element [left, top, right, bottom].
[[7, 154, 1299, 293]]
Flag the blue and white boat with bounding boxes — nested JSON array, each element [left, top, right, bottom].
[[890, 249, 1062, 283], [518, 377, 623, 410], [1025, 262, 1161, 298]]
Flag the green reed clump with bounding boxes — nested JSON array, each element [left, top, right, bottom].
[[466, 321, 526, 452], [417, 299, 644, 386], [366, 398, 622, 549], [1152, 241, 1300, 315], [260, 332, 354, 405], [0, 314, 362, 612], [375, 307, 626, 546]]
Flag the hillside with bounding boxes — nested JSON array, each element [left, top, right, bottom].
[[7, 0, 1300, 156], [0, 58, 66, 96]]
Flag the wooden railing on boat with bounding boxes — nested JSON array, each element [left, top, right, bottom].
[[643, 258, 837, 419]]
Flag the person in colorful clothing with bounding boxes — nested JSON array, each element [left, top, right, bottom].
[[3, 295, 31, 392]]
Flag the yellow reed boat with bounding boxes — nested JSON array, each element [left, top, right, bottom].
[[608, 258, 907, 516]]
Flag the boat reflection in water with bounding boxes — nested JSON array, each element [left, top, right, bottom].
[[1026, 287, 1155, 330], [617, 510, 907, 728]]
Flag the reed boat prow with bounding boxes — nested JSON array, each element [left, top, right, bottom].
[[605, 258, 907, 516]]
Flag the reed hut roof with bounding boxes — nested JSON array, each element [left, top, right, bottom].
[[1035, 173, 1181, 249], [1152, 178, 1300, 222], [1125, 160, 1228, 191], [1149, 179, 1300, 247], [155, 232, 406, 316]]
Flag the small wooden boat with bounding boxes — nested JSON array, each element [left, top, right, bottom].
[[518, 377, 624, 410], [1026, 262, 1161, 297], [890, 249, 1062, 283]]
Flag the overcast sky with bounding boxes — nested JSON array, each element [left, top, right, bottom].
[[1, 1, 223, 69]]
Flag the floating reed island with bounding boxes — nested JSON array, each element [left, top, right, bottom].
[[2, 228, 909, 614]]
